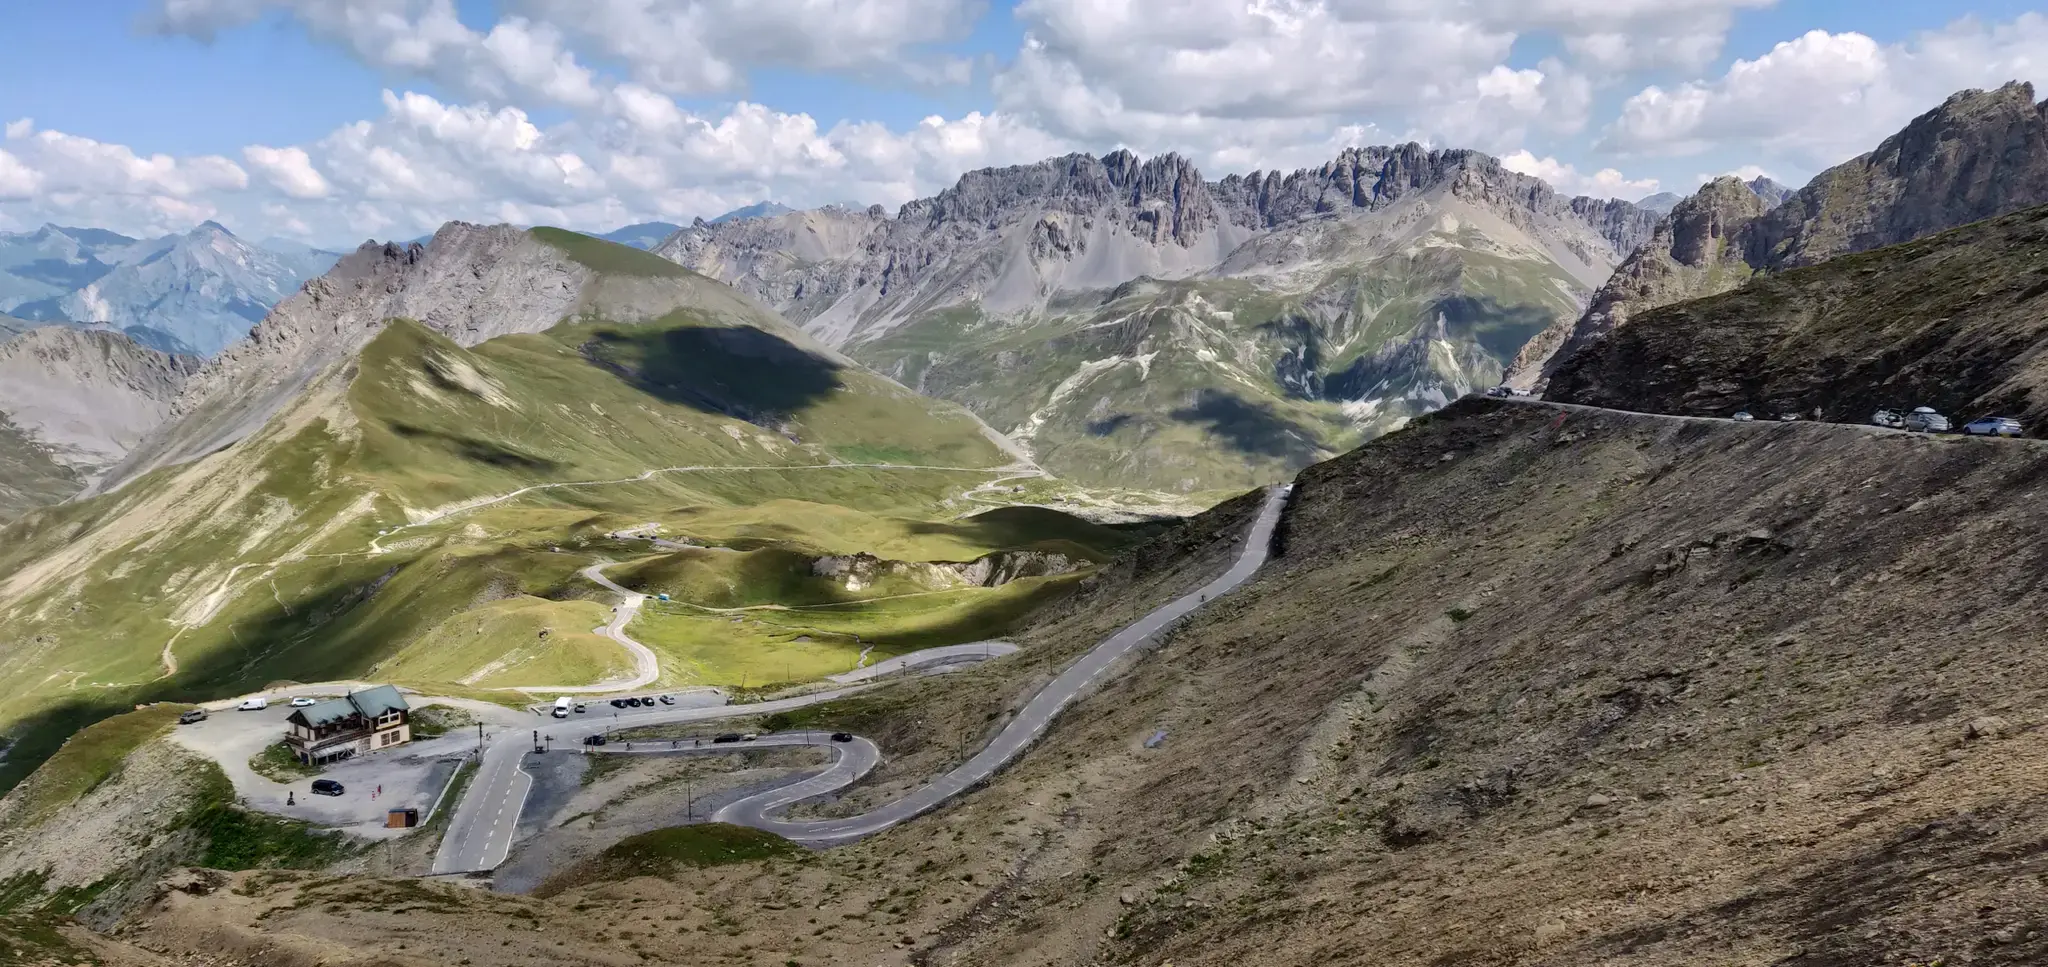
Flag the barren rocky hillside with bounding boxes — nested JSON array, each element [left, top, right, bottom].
[[1548, 201, 2048, 428], [1514, 81, 2048, 389], [78, 396, 2048, 967]]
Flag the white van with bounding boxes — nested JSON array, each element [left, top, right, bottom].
[[237, 697, 268, 711], [553, 696, 573, 718]]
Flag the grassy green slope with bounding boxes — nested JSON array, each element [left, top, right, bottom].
[[854, 238, 1585, 492], [0, 231, 1052, 791], [0, 414, 83, 523]]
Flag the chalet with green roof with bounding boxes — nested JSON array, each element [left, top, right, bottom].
[[283, 685, 412, 764]]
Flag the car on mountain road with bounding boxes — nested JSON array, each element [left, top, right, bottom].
[[1904, 407, 1952, 433], [237, 697, 268, 711], [1731, 411, 1755, 422], [178, 709, 208, 725], [658, 694, 675, 705], [290, 696, 317, 707], [1964, 416, 2023, 437], [713, 733, 742, 744], [1872, 409, 1906, 429], [830, 732, 854, 742], [1484, 386, 1512, 398], [310, 779, 344, 796]]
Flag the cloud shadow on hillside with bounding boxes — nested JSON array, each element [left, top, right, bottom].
[[1169, 389, 1311, 460], [582, 325, 842, 426]]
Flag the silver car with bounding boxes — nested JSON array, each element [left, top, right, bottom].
[[1963, 416, 2023, 437], [1903, 407, 1951, 433], [1871, 409, 1904, 429], [1730, 411, 1755, 422]]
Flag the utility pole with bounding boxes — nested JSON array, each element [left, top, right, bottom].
[[476, 722, 483, 757]]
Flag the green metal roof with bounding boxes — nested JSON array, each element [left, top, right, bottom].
[[348, 684, 409, 718], [284, 685, 409, 730], [291, 697, 358, 728]]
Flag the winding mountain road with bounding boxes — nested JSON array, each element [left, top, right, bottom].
[[434, 483, 1292, 872], [708, 483, 1290, 844]]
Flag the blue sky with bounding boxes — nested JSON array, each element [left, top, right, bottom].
[[1, 1, 2043, 245]]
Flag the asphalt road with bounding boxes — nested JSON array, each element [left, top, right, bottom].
[[434, 483, 1290, 870], [542, 562, 660, 694], [825, 641, 1020, 683], [709, 483, 1292, 844]]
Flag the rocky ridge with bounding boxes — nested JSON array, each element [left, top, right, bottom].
[[655, 146, 1657, 348], [655, 146, 1658, 490], [1515, 82, 2048, 390], [0, 326, 197, 484]]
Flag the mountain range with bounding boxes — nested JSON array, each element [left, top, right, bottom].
[[653, 147, 1660, 491], [0, 222, 342, 357]]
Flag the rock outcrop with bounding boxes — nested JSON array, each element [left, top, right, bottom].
[[1518, 82, 2048, 392], [1507, 177, 1768, 390], [1546, 201, 2048, 428]]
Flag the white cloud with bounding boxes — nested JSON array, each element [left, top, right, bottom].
[[3, 119, 32, 140], [0, 150, 40, 201], [243, 145, 331, 198], [149, 0, 983, 102], [1602, 14, 2048, 163], [1499, 150, 1660, 200]]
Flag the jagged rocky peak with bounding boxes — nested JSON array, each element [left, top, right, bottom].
[[1667, 176, 1770, 265], [1756, 81, 2048, 269], [906, 149, 1223, 248]]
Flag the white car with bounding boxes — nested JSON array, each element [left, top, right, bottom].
[[1730, 411, 1755, 422], [290, 696, 317, 707], [237, 697, 268, 711]]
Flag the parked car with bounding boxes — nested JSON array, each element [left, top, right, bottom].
[[830, 732, 854, 743], [583, 734, 607, 746], [609, 698, 626, 708], [1904, 407, 1951, 433], [178, 709, 208, 725], [573, 703, 587, 713], [1872, 409, 1905, 429], [658, 694, 675, 705], [1777, 413, 1800, 422], [237, 697, 268, 711], [1731, 411, 1755, 422], [1484, 386, 1512, 398], [1964, 416, 2024, 437], [310, 779, 344, 796], [741, 733, 759, 742], [290, 696, 317, 707], [713, 733, 742, 744]]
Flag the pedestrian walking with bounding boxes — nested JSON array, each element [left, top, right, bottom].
[[286, 791, 295, 806]]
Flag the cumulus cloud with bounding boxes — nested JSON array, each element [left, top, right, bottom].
[[1499, 150, 1660, 200], [1601, 14, 2048, 163], [149, 0, 983, 101], [243, 145, 331, 198]]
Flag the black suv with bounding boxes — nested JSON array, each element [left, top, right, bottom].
[[310, 779, 344, 796], [713, 733, 742, 744], [830, 732, 854, 742]]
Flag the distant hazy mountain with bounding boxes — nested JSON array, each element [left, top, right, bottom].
[[708, 202, 795, 224], [0, 225, 138, 315], [56, 222, 337, 356], [1635, 192, 1684, 215], [1, 223, 339, 357], [1746, 176, 1796, 209], [587, 221, 682, 250]]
